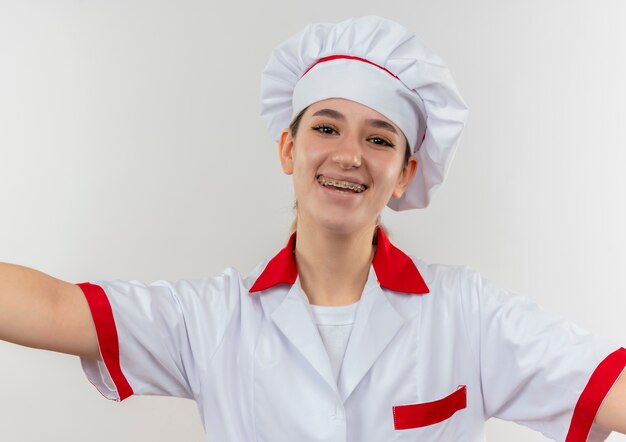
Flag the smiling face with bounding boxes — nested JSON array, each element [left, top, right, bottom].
[[278, 98, 418, 235]]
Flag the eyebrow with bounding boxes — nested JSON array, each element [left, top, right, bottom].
[[311, 108, 345, 120], [365, 118, 398, 135], [311, 108, 398, 135]]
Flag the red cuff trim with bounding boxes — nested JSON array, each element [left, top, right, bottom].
[[393, 385, 467, 430], [77, 282, 134, 401], [566, 347, 626, 442]]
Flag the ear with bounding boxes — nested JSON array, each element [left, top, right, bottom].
[[391, 156, 418, 199], [278, 128, 295, 175]]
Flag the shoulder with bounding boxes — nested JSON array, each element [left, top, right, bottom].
[[407, 254, 481, 298], [405, 255, 537, 327], [92, 265, 254, 319], [408, 254, 529, 305]]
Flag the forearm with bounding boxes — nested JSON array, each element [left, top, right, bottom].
[[595, 370, 626, 433], [0, 262, 62, 347], [0, 262, 98, 358]]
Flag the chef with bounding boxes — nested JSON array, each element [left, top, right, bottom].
[[1, 15, 624, 442]]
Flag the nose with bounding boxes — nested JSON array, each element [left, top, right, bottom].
[[331, 137, 362, 169]]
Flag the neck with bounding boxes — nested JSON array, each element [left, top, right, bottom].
[[294, 218, 377, 306]]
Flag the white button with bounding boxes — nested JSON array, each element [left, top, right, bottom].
[[328, 405, 345, 420]]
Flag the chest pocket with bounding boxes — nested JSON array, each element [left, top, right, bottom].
[[393, 385, 467, 430]]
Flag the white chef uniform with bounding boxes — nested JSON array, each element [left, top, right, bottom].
[[77, 226, 625, 442]]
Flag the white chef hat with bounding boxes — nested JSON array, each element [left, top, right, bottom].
[[260, 16, 468, 210]]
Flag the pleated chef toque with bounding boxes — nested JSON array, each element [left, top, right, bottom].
[[260, 16, 468, 210]]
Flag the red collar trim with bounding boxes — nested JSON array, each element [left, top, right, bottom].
[[249, 227, 429, 294], [249, 231, 299, 293], [371, 227, 430, 294]]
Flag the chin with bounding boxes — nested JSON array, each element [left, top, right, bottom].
[[310, 213, 373, 236]]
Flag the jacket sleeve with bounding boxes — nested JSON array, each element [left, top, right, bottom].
[[461, 269, 625, 442], [76, 271, 240, 402]]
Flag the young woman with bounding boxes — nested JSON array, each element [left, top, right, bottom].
[[1, 16, 625, 441]]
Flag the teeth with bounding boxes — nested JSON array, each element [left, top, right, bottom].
[[318, 176, 366, 193]]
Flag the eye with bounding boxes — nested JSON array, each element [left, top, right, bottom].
[[312, 124, 338, 135], [368, 136, 395, 147]]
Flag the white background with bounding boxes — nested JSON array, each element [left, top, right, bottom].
[[1, 0, 625, 440]]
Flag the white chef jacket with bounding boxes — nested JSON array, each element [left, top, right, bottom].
[[77, 227, 626, 441]]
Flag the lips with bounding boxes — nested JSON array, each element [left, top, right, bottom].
[[317, 175, 368, 193]]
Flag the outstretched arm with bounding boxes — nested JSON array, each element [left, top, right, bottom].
[[0, 262, 100, 360], [595, 371, 626, 433]]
